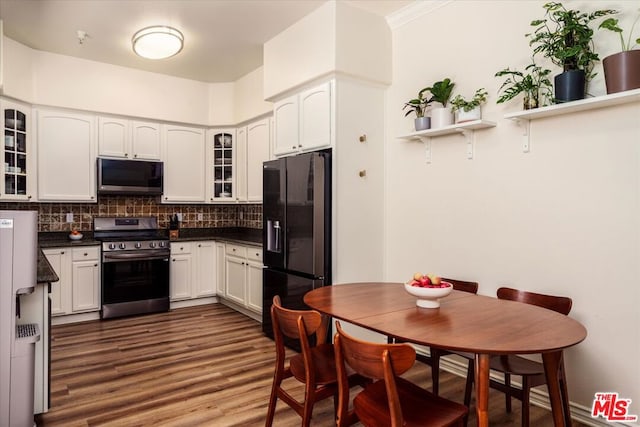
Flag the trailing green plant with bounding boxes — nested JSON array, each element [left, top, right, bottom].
[[403, 87, 432, 118], [425, 78, 455, 107], [450, 88, 488, 113], [495, 62, 553, 109], [527, 2, 617, 80], [599, 12, 640, 51]]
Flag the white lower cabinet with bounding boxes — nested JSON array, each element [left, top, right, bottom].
[[170, 242, 194, 301], [246, 248, 264, 313], [43, 246, 100, 316], [71, 248, 100, 312], [215, 242, 226, 297], [224, 243, 263, 314], [194, 241, 216, 297], [170, 241, 217, 301]]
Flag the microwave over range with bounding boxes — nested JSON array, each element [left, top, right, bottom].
[[97, 158, 163, 196]]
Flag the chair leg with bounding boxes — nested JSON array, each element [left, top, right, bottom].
[[265, 383, 279, 427], [463, 359, 474, 408], [504, 373, 512, 413], [431, 349, 441, 396], [521, 377, 531, 427], [302, 386, 316, 427]]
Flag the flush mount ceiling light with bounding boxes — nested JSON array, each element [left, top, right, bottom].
[[132, 26, 184, 60]]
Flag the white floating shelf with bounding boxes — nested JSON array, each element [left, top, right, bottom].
[[504, 88, 640, 152], [505, 88, 640, 121], [397, 119, 496, 163]]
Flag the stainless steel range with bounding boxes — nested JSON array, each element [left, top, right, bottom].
[[93, 217, 170, 319]]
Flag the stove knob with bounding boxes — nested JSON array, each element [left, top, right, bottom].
[[108, 243, 116, 250], [135, 242, 142, 249], [159, 241, 167, 248], [119, 243, 126, 249], [149, 242, 157, 248]]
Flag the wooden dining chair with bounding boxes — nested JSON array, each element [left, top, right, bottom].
[[334, 321, 468, 427], [389, 277, 478, 396], [265, 295, 368, 427], [461, 287, 573, 426], [264, 295, 339, 427]]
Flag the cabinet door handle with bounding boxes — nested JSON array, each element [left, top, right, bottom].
[[61, 251, 65, 255], [172, 258, 176, 262], [94, 263, 98, 267], [198, 244, 201, 247], [84, 253, 88, 256], [292, 145, 296, 149], [134, 154, 138, 158], [125, 153, 128, 157]]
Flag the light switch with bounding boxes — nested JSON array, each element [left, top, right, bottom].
[[66, 213, 73, 223]]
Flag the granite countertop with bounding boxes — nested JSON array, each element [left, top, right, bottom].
[[37, 249, 59, 284], [170, 227, 262, 247], [36, 227, 262, 283], [37, 227, 263, 248]]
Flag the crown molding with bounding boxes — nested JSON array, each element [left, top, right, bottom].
[[386, 0, 454, 30]]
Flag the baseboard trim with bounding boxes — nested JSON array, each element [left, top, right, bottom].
[[415, 350, 616, 427]]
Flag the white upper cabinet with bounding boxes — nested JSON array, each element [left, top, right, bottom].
[[98, 117, 127, 158], [206, 129, 236, 202], [131, 121, 161, 160], [246, 118, 270, 201], [1, 98, 36, 201], [235, 126, 248, 202], [299, 82, 332, 150], [162, 125, 206, 203], [273, 95, 299, 156], [98, 116, 160, 160], [273, 81, 332, 157], [37, 109, 96, 202]]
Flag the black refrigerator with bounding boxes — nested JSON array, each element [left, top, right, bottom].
[[262, 149, 331, 342]]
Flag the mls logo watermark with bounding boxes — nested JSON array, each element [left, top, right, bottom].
[[591, 393, 638, 422]]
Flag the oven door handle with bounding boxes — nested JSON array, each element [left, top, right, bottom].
[[103, 251, 170, 262]]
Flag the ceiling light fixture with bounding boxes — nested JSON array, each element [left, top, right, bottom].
[[132, 26, 184, 60]]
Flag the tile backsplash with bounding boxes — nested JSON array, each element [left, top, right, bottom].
[[0, 196, 262, 232]]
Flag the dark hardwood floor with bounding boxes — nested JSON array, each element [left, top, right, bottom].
[[37, 304, 582, 426]]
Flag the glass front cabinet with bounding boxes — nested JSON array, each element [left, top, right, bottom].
[[2, 100, 34, 201], [208, 129, 236, 201]]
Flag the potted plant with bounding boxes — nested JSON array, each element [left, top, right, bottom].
[[450, 88, 488, 123], [495, 62, 553, 110], [599, 12, 640, 93], [528, 2, 616, 102], [425, 78, 455, 128], [403, 87, 432, 131]]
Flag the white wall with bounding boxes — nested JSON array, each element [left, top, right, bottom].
[[263, 0, 392, 101], [386, 0, 639, 414], [263, 1, 336, 100], [2, 36, 35, 102], [233, 66, 272, 124], [2, 37, 270, 126]]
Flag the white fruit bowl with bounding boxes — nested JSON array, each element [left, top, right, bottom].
[[404, 281, 453, 308], [68, 233, 83, 241]]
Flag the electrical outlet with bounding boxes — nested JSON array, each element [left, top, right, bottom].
[[66, 213, 73, 223], [197, 213, 203, 221], [239, 211, 244, 220], [176, 213, 182, 222]]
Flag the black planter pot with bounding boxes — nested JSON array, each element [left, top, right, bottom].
[[554, 70, 585, 103]]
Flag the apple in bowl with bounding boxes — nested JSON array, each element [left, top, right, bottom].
[[405, 273, 452, 308]]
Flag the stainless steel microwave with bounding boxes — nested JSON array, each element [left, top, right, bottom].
[[97, 158, 163, 195]]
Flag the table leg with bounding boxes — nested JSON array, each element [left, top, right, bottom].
[[542, 351, 571, 426], [474, 353, 490, 427]]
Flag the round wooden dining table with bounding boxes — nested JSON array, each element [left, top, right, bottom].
[[303, 282, 587, 427]]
